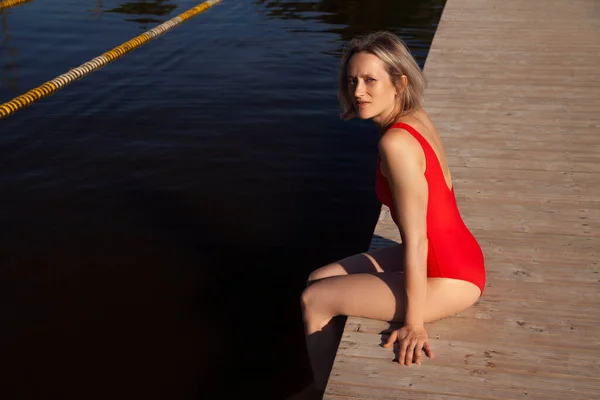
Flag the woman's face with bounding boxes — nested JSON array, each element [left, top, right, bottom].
[[347, 52, 398, 125]]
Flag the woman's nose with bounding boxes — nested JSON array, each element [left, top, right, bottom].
[[354, 81, 365, 96]]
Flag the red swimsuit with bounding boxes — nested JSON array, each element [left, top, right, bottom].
[[375, 122, 486, 294]]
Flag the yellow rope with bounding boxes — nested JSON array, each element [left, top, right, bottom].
[[0, 0, 222, 120], [0, 0, 33, 11]]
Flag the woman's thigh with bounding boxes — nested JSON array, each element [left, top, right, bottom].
[[307, 244, 404, 283], [305, 272, 405, 322], [305, 273, 480, 323]]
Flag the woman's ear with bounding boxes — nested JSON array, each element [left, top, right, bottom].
[[396, 75, 408, 96], [395, 75, 408, 97], [400, 75, 408, 88]]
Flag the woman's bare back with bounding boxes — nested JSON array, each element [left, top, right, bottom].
[[397, 109, 453, 191]]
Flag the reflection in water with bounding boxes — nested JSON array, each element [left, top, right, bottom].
[[89, 0, 103, 20], [0, 11, 19, 93], [257, 0, 446, 62], [105, 0, 178, 28]]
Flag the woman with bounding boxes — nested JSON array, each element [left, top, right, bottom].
[[298, 31, 486, 397]]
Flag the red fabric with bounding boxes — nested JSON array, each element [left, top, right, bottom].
[[375, 122, 486, 294]]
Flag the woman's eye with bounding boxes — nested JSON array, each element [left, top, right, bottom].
[[366, 77, 375, 82]]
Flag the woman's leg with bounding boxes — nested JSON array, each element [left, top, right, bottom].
[[299, 244, 404, 393], [300, 245, 480, 391], [301, 272, 404, 391], [306, 244, 404, 284]]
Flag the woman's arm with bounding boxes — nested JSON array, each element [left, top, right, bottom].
[[378, 128, 429, 327]]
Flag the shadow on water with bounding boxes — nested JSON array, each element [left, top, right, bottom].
[[256, 0, 446, 61], [0, 119, 371, 399], [0, 0, 446, 398], [105, 0, 179, 27]]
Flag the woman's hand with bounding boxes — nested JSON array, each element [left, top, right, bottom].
[[383, 324, 434, 366]]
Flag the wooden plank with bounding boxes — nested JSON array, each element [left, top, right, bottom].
[[446, 149, 600, 165], [455, 178, 600, 200], [482, 278, 600, 304], [456, 205, 599, 237], [482, 265, 599, 286], [427, 111, 599, 129], [451, 169, 600, 184], [445, 139, 600, 152], [445, 139, 600, 154], [445, 156, 599, 173], [459, 298, 600, 325], [462, 217, 597, 237], [325, 388, 474, 400], [337, 331, 600, 379], [457, 197, 600, 219], [483, 266, 600, 286], [344, 317, 600, 352], [327, 357, 600, 400]]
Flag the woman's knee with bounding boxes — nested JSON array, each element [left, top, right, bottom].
[[300, 282, 337, 332], [300, 283, 319, 318], [300, 280, 332, 317]]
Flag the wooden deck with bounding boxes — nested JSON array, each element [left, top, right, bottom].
[[324, 0, 600, 398]]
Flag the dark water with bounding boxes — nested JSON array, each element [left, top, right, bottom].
[[0, 1, 445, 398]]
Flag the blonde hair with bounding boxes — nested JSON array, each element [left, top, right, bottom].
[[337, 31, 426, 123]]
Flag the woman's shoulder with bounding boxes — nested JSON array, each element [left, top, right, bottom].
[[378, 126, 419, 155], [378, 127, 425, 176]]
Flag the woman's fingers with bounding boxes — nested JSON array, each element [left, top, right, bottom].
[[414, 341, 423, 365], [404, 341, 416, 365], [382, 330, 398, 348], [398, 338, 408, 364], [384, 329, 433, 366], [423, 341, 434, 359], [400, 338, 419, 366]]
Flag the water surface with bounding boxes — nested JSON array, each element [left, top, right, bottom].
[[0, 1, 446, 398]]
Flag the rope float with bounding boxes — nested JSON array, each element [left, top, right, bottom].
[[0, 0, 33, 10], [0, 0, 222, 120]]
